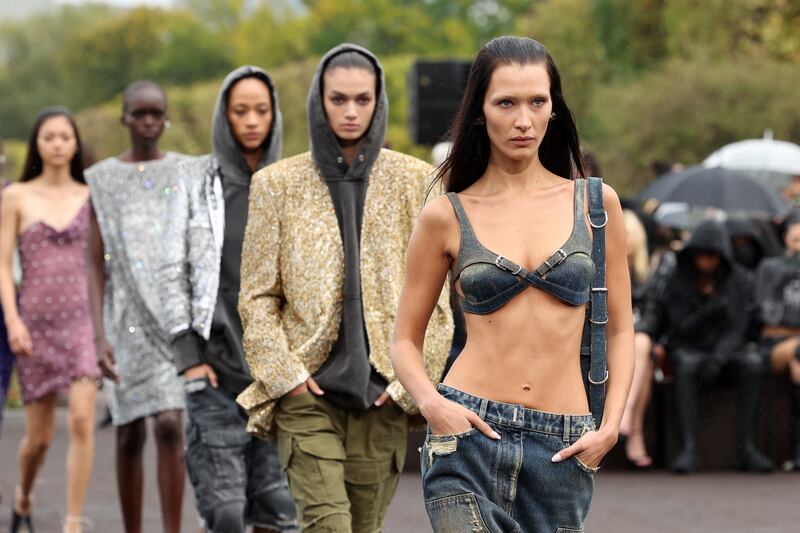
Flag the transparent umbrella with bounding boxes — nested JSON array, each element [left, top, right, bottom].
[[703, 131, 800, 193]]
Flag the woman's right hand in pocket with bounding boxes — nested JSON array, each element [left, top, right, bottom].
[[7, 319, 32, 357], [286, 376, 324, 397], [420, 394, 500, 440]]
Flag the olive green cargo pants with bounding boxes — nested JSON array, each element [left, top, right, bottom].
[[274, 392, 408, 533]]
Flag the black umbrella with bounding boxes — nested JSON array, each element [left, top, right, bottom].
[[637, 166, 789, 216]]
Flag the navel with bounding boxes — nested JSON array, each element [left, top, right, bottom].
[[521, 384, 532, 393]]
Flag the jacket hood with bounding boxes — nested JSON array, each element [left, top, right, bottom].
[[727, 218, 783, 254], [212, 66, 283, 185], [678, 219, 734, 273], [307, 43, 388, 182]]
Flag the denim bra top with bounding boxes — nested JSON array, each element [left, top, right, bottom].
[[447, 179, 594, 315]]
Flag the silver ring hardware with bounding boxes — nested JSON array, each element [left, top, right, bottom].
[[589, 317, 609, 325], [588, 370, 609, 385], [591, 287, 608, 292], [589, 212, 609, 229]]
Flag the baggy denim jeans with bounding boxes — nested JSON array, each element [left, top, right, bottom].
[[421, 385, 597, 533]]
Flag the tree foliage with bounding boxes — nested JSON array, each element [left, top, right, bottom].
[[0, 0, 798, 191]]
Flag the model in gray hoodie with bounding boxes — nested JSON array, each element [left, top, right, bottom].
[[159, 67, 297, 532]]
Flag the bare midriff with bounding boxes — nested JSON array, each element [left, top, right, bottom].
[[443, 285, 591, 414]]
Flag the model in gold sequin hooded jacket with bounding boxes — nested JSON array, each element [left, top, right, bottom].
[[236, 44, 453, 438]]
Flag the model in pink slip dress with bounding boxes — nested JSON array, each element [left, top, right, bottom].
[[15, 201, 99, 403]]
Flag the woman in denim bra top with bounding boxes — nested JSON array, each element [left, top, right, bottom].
[[392, 37, 634, 533]]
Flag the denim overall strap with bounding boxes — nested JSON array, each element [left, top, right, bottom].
[[585, 176, 608, 427]]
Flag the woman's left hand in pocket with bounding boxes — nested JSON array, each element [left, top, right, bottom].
[[550, 428, 618, 469]]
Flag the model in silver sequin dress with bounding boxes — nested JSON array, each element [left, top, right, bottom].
[[85, 153, 187, 425]]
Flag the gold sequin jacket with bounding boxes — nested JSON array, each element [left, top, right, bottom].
[[236, 149, 453, 438]]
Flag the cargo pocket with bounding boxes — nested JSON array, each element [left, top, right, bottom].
[[285, 434, 347, 506], [198, 426, 249, 493], [345, 447, 406, 529]]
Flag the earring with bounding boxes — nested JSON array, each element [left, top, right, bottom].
[[474, 117, 485, 126], [549, 113, 556, 122], [165, 120, 172, 129]]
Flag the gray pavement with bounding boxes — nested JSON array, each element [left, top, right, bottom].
[[1, 404, 799, 532]]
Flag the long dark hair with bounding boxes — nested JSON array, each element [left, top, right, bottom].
[[20, 107, 85, 183], [435, 36, 584, 193]]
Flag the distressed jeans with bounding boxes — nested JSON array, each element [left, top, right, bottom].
[[184, 378, 298, 532], [421, 385, 596, 533]]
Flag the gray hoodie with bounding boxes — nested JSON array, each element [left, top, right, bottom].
[[169, 66, 283, 395], [307, 44, 390, 409]]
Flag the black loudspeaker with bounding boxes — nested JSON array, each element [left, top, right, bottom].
[[408, 60, 471, 146]]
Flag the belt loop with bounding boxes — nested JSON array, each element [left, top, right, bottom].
[[563, 415, 571, 442], [479, 398, 488, 420]]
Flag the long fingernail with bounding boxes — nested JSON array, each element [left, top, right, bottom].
[[492, 431, 501, 440], [551, 453, 562, 462]]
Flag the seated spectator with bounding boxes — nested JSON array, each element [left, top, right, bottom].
[[755, 212, 800, 469], [635, 220, 772, 473], [618, 209, 655, 468]]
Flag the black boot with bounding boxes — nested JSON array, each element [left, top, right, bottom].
[[671, 367, 699, 473], [734, 361, 772, 472], [792, 384, 800, 470]]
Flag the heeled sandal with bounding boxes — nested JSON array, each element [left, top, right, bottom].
[[11, 486, 34, 533], [62, 515, 94, 533]]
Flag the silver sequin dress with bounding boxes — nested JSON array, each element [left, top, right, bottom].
[[85, 153, 186, 425]]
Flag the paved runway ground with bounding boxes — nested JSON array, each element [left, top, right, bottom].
[[1, 406, 798, 532]]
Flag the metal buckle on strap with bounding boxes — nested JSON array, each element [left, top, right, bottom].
[[588, 370, 609, 385], [591, 287, 608, 292], [589, 211, 608, 229], [495, 255, 522, 275], [589, 317, 608, 325], [544, 248, 567, 270], [537, 248, 567, 276]]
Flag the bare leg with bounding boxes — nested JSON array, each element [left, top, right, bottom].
[[153, 410, 184, 533], [17, 394, 57, 514], [64, 380, 97, 532], [619, 332, 653, 465], [790, 359, 800, 384], [117, 418, 147, 533]]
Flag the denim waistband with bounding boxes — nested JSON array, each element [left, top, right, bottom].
[[437, 384, 595, 439]]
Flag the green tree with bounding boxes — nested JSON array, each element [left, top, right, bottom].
[[586, 56, 800, 193], [663, 0, 800, 61], [0, 4, 115, 136], [233, 5, 311, 68], [147, 10, 235, 85], [62, 8, 235, 109]]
